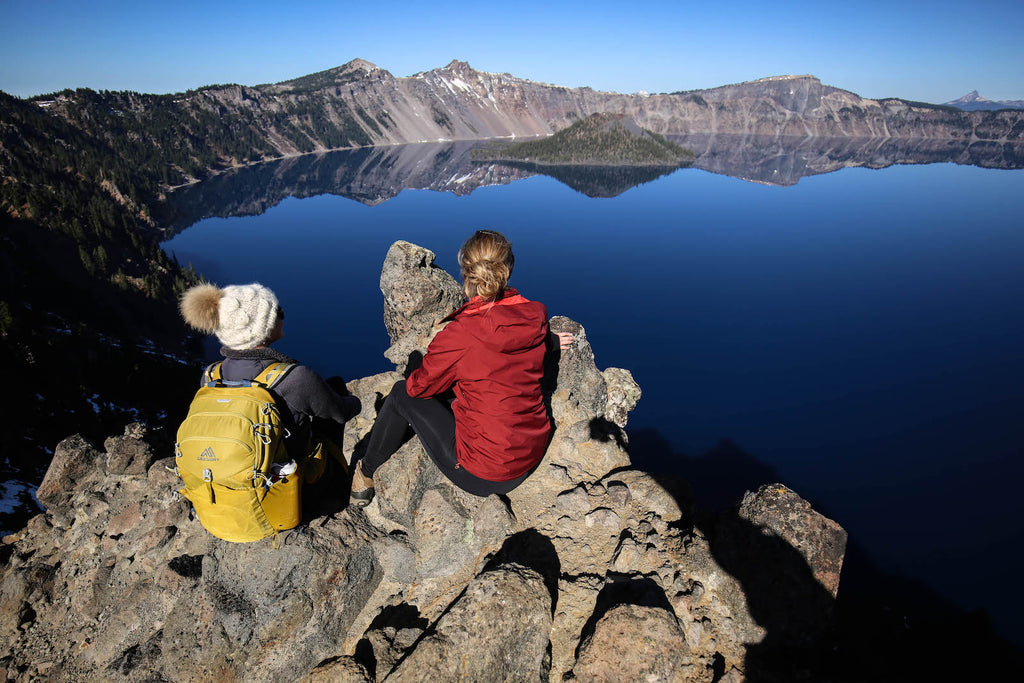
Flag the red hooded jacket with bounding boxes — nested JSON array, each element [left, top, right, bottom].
[[405, 288, 551, 481]]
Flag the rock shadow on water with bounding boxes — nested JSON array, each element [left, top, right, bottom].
[[627, 426, 1024, 680], [628, 428, 779, 514], [834, 539, 1024, 681]]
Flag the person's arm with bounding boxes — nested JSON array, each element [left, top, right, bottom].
[[406, 321, 466, 398], [289, 366, 361, 424], [325, 375, 361, 421]]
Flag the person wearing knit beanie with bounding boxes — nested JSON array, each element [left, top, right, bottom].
[[178, 281, 361, 519], [180, 283, 281, 350]]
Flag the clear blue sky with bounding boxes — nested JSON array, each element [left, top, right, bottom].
[[2, 0, 1022, 103]]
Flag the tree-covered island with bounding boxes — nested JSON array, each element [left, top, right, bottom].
[[471, 113, 695, 167]]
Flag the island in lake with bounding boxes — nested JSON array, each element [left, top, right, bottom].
[[472, 113, 695, 167]]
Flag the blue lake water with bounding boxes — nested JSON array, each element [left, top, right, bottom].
[[163, 146, 1024, 646]]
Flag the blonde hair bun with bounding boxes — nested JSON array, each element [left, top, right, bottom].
[[459, 230, 515, 301]]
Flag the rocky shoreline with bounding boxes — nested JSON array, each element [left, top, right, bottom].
[[0, 242, 847, 682]]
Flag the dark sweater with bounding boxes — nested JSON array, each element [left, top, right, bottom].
[[208, 346, 360, 458]]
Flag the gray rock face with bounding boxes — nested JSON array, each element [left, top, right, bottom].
[[575, 604, 706, 683], [0, 242, 848, 682], [379, 240, 465, 371], [34, 434, 104, 512], [388, 563, 552, 682]]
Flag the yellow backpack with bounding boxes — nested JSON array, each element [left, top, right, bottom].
[[174, 361, 302, 542]]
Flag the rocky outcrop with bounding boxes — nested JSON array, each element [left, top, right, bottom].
[[0, 241, 847, 682], [378, 240, 466, 372]]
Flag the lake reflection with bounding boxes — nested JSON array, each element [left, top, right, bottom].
[[161, 133, 1024, 233], [163, 137, 1024, 646]]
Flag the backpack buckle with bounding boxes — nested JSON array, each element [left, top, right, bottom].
[[202, 468, 213, 482]]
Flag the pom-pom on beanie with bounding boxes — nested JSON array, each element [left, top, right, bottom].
[[180, 283, 279, 350]]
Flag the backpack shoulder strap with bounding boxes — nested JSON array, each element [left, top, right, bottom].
[[202, 362, 223, 385], [254, 362, 296, 389]]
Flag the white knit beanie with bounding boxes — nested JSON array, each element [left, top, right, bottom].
[[180, 283, 280, 350]]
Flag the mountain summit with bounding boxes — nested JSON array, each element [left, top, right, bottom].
[[945, 90, 1024, 111]]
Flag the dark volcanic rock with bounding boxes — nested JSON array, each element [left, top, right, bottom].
[[34, 433, 104, 513], [737, 483, 847, 597]]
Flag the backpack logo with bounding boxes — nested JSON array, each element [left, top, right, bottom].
[[197, 447, 218, 461]]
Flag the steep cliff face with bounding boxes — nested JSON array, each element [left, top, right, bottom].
[[295, 62, 1024, 144], [35, 59, 1024, 181], [260, 62, 1024, 143]]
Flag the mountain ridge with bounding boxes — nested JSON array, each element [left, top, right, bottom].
[[22, 58, 1024, 190]]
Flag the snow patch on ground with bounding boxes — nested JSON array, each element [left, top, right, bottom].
[[0, 481, 37, 516], [85, 394, 166, 424], [0, 479, 42, 535]]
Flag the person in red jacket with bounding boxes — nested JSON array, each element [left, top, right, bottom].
[[351, 230, 573, 503]]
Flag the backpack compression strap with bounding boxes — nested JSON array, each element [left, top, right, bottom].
[[254, 362, 296, 389], [203, 362, 223, 384]]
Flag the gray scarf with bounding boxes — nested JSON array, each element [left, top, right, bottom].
[[220, 346, 297, 364]]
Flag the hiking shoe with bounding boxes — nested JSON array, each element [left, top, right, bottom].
[[350, 460, 375, 507]]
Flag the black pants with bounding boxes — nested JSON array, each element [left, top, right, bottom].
[[360, 380, 530, 496]]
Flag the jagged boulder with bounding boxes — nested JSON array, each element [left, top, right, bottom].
[[379, 240, 465, 371], [0, 241, 848, 682], [387, 563, 552, 682], [575, 603, 707, 683], [736, 483, 847, 598], [34, 434, 104, 514]]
